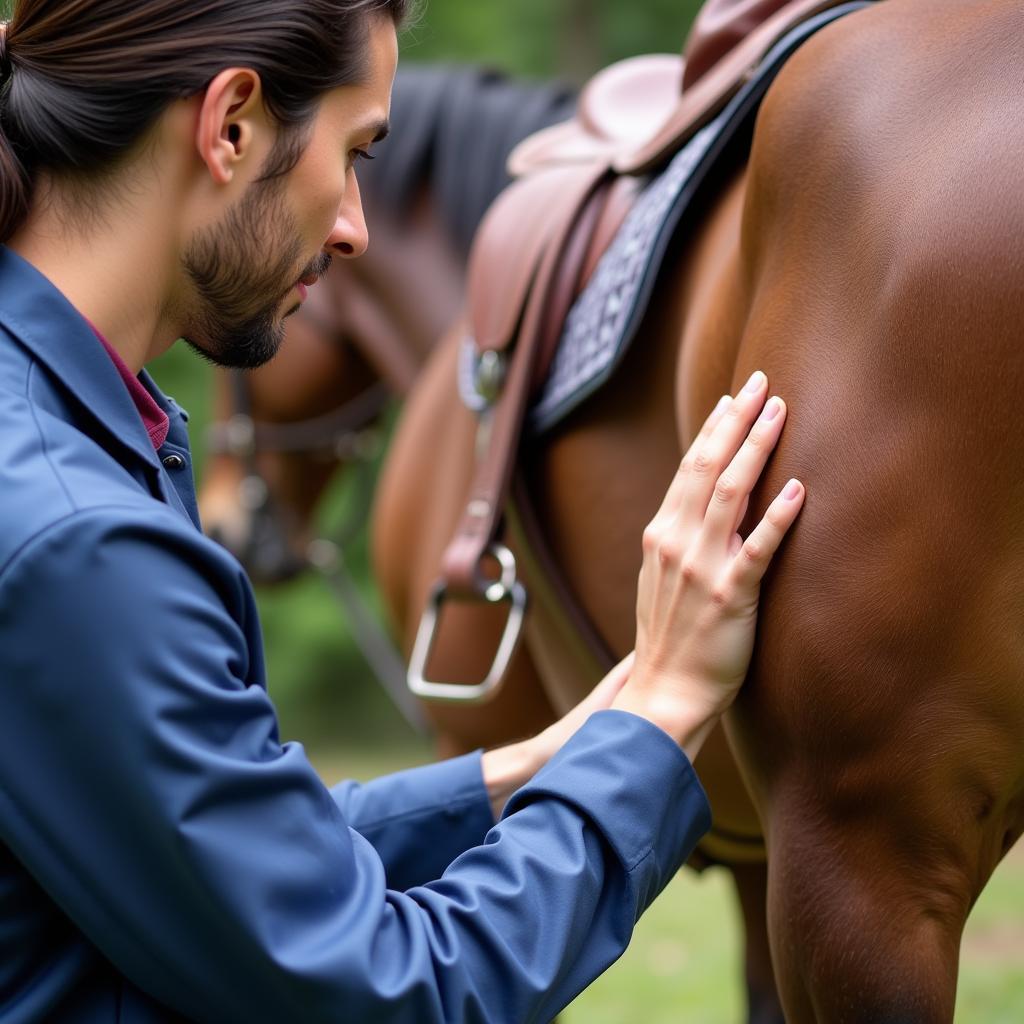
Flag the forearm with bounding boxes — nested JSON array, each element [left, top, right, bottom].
[[611, 688, 722, 764], [480, 738, 541, 820], [330, 751, 496, 889]]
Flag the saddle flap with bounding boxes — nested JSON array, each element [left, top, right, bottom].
[[467, 161, 611, 356]]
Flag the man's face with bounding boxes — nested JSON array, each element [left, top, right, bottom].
[[181, 17, 398, 369]]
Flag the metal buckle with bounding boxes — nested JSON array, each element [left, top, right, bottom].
[[408, 543, 528, 703]]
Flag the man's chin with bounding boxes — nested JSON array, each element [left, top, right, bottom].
[[180, 320, 285, 371]]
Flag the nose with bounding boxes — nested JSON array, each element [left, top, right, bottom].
[[324, 173, 369, 259]]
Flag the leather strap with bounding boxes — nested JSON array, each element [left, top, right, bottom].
[[440, 161, 611, 595]]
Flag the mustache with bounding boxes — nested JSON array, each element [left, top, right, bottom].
[[301, 252, 332, 285]]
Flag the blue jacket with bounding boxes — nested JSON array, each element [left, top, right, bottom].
[[0, 247, 711, 1023]]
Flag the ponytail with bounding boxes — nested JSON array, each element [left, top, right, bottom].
[[0, 129, 30, 244], [0, 23, 30, 243]]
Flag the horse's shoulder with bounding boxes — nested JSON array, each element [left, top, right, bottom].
[[729, 0, 1024, 554]]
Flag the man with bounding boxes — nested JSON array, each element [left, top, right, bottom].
[[0, 1, 804, 1020]]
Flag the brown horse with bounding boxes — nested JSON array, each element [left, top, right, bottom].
[[372, 0, 1024, 1020]]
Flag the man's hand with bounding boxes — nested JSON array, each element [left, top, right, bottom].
[[481, 372, 803, 815], [613, 371, 804, 759]]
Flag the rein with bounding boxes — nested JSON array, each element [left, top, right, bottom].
[[207, 372, 390, 460], [206, 368, 429, 734]]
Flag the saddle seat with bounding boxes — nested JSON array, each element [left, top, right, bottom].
[[507, 55, 684, 177], [466, 0, 850, 385]]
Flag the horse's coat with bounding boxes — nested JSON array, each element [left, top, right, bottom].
[[375, 0, 1024, 1019]]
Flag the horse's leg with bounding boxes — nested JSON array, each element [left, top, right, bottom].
[[725, 862, 783, 1024], [706, 5, 1024, 1016], [732, 611, 1024, 1023], [372, 327, 558, 757]]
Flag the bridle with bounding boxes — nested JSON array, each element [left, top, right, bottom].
[[207, 372, 391, 463], [206, 367, 428, 733]]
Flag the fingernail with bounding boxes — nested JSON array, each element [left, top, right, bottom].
[[784, 479, 802, 500], [714, 395, 731, 415], [760, 397, 782, 422], [744, 370, 766, 394]]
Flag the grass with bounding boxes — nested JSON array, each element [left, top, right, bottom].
[[310, 744, 1024, 1022]]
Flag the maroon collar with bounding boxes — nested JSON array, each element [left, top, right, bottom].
[[91, 327, 170, 450]]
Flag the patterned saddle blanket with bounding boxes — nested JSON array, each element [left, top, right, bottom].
[[459, 1, 872, 434]]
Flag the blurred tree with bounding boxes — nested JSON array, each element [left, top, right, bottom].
[[403, 0, 703, 82], [591, 0, 704, 66]]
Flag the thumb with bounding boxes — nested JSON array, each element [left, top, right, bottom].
[[583, 651, 636, 712]]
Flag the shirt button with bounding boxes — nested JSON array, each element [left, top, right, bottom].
[[162, 454, 186, 470]]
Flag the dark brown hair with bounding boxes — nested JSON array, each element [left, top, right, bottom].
[[0, 0, 412, 241]]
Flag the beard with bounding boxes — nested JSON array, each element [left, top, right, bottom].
[[181, 175, 330, 370]]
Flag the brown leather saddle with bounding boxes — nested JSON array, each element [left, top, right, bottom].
[[409, 0, 862, 702]]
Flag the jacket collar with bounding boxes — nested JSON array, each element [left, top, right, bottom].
[[0, 246, 163, 471]]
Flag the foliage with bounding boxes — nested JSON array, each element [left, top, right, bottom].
[[402, 0, 703, 82]]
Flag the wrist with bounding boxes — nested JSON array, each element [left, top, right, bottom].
[[480, 738, 542, 822], [611, 686, 723, 763]]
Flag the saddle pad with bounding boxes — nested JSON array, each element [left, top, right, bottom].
[[529, 1, 871, 435], [458, 2, 872, 431]]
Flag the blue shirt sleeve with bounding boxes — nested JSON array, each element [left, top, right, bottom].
[[0, 508, 710, 1023], [329, 753, 496, 891]]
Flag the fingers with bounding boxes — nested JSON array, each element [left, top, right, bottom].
[[643, 371, 803, 599], [677, 370, 770, 529], [729, 478, 806, 591], [652, 393, 731, 524], [701, 395, 788, 547]]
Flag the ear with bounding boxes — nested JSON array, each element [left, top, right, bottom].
[[195, 68, 267, 185]]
